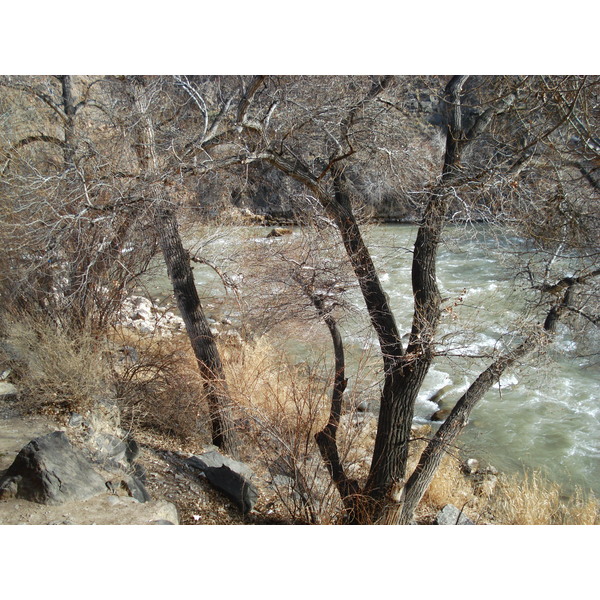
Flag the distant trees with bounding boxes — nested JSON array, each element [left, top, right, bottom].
[[0, 75, 159, 331]]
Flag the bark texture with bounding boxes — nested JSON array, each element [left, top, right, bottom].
[[155, 199, 239, 457]]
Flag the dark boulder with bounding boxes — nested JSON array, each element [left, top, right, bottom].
[[0, 431, 107, 505], [187, 450, 259, 514]]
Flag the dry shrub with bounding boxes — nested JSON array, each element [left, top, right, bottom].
[[489, 471, 600, 525], [111, 328, 209, 441], [0, 312, 111, 414], [223, 336, 345, 522], [416, 450, 478, 522], [224, 336, 330, 439]]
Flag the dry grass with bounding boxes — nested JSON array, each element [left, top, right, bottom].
[[422, 455, 476, 513], [488, 471, 600, 525], [224, 336, 330, 438], [222, 336, 339, 522]]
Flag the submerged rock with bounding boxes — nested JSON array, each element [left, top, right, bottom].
[[431, 408, 451, 422], [266, 227, 293, 238]]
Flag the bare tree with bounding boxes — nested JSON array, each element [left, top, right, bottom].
[[2, 74, 597, 522], [123, 76, 243, 456], [0, 75, 158, 331], [219, 74, 599, 523]]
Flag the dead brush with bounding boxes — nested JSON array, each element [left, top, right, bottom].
[[222, 336, 385, 523], [0, 312, 111, 415], [110, 327, 211, 441], [223, 337, 336, 522]]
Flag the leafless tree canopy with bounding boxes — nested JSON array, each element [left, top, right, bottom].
[[1, 75, 598, 523]]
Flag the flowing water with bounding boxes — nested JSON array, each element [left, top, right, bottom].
[[143, 224, 600, 497]]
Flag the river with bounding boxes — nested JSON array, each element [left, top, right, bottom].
[[141, 223, 600, 497]]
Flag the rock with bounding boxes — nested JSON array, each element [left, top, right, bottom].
[[462, 458, 480, 475], [137, 322, 155, 335], [86, 396, 121, 434], [270, 474, 305, 504], [86, 431, 141, 475], [266, 227, 292, 238], [89, 432, 128, 466], [150, 519, 176, 525], [68, 412, 84, 428], [0, 381, 18, 401], [125, 437, 140, 464], [431, 408, 451, 422], [271, 474, 295, 489], [121, 475, 151, 503], [434, 504, 475, 525], [0, 431, 107, 505], [354, 400, 369, 412], [186, 450, 259, 514], [425, 384, 453, 405], [118, 346, 139, 364]]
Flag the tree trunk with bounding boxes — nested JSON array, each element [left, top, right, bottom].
[[397, 269, 599, 524], [58, 75, 77, 170], [130, 77, 240, 457], [155, 196, 240, 457], [398, 337, 536, 524], [310, 291, 361, 520], [262, 76, 482, 523], [361, 76, 470, 522]]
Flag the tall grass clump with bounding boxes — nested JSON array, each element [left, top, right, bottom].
[[0, 311, 111, 414], [222, 336, 337, 522], [490, 471, 600, 525]]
